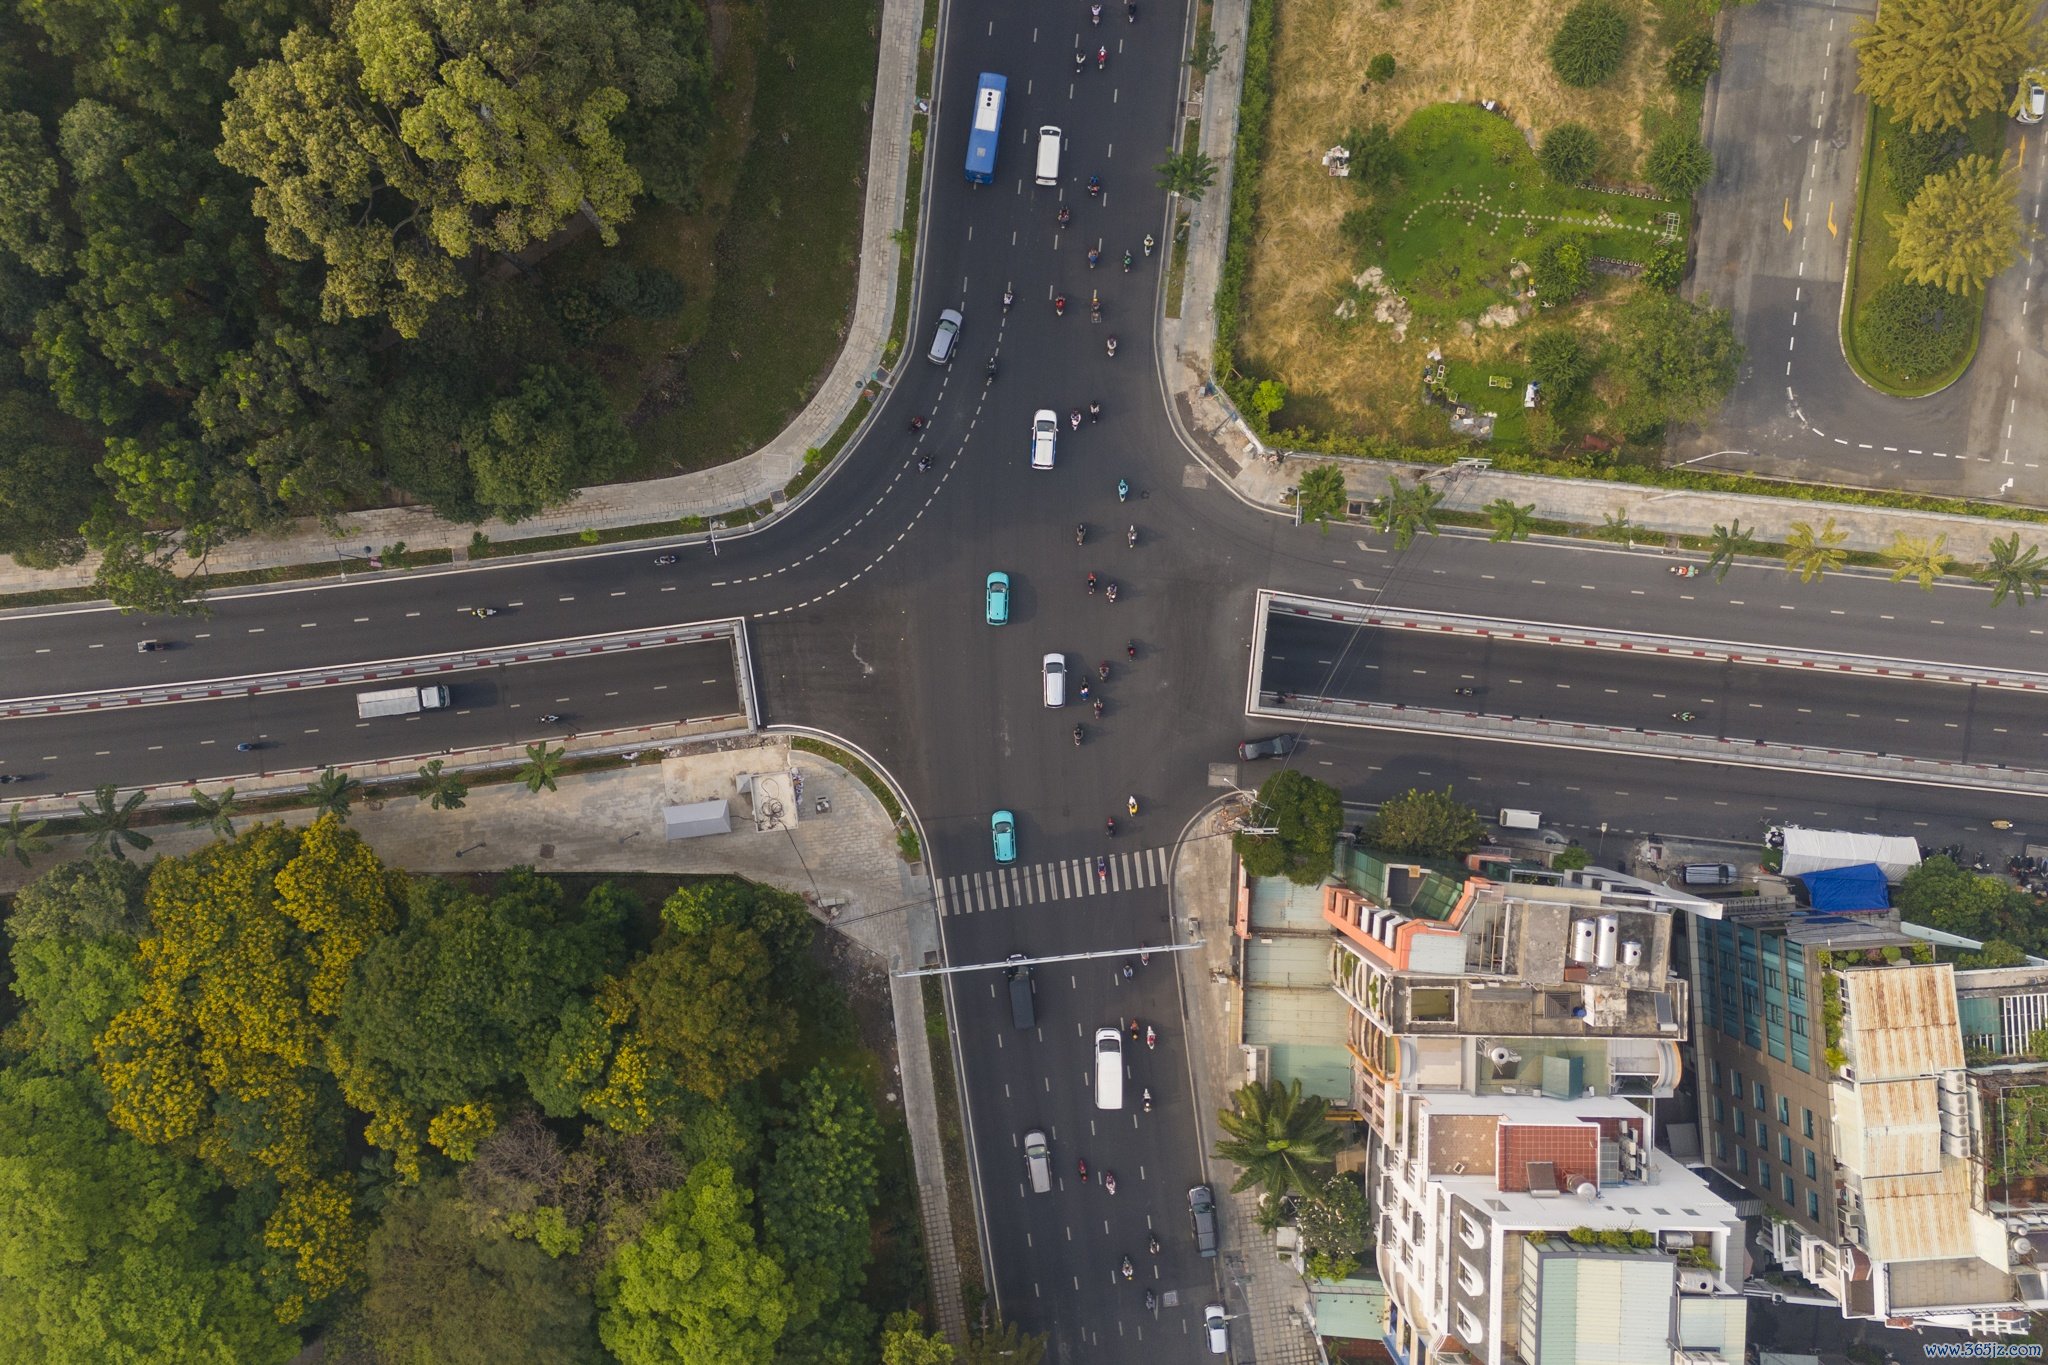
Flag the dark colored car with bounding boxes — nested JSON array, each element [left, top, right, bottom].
[[1237, 734, 1299, 761], [1188, 1183, 1219, 1257]]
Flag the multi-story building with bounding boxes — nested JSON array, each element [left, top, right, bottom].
[[1322, 849, 1749, 1364], [1687, 903, 2048, 1335]]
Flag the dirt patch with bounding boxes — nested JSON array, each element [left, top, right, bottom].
[[1236, 0, 1696, 444]]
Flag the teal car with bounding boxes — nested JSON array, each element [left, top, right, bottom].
[[991, 810, 1017, 865], [984, 571, 1011, 625]]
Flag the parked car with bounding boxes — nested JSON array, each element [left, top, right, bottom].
[[1188, 1183, 1219, 1257], [928, 308, 963, 363], [991, 809, 1017, 865], [2021, 81, 2047, 124], [984, 571, 1010, 625], [1204, 1303, 1230, 1354], [1238, 734, 1299, 760]]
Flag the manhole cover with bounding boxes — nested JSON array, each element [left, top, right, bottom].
[[538, 843, 555, 859]]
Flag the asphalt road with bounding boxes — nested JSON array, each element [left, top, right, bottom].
[[1263, 612, 2048, 766]]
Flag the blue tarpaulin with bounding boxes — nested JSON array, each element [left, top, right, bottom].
[[1799, 862, 1890, 911]]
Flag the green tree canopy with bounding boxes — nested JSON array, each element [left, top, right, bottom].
[[1887, 153, 2021, 294], [1611, 292, 1743, 432], [1538, 123, 1599, 184], [1548, 0, 1630, 87], [1365, 786, 1485, 859], [1234, 768, 1344, 885], [1855, 0, 2041, 133], [1531, 235, 1592, 307], [1666, 34, 1720, 90], [1643, 129, 1714, 198], [1296, 462, 1347, 531], [762, 1063, 881, 1335], [1527, 328, 1596, 404], [0, 1067, 296, 1364], [360, 1175, 599, 1364], [597, 1160, 794, 1365], [1856, 279, 1974, 378], [1297, 1170, 1372, 1279], [1213, 1078, 1342, 1199]]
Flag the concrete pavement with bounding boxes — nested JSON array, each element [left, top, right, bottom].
[[0, 732, 972, 1350]]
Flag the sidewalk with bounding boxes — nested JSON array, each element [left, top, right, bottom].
[[0, 734, 970, 1349], [1172, 804, 1324, 1364], [0, 0, 927, 598]]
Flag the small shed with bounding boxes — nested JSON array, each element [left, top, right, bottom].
[[663, 799, 732, 841]]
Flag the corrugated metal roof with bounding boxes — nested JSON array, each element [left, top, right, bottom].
[[1837, 1078, 1942, 1178], [1843, 965, 1964, 1080], [1861, 1158, 1977, 1262], [1535, 1252, 1675, 1365]]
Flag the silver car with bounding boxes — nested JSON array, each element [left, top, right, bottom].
[[928, 308, 963, 364], [1024, 1129, 1052, 1193]]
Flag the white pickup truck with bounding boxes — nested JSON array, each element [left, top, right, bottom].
[[355, 685, 450, 719]]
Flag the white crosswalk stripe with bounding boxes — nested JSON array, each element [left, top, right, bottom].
[[937, 845, 1170, 916]]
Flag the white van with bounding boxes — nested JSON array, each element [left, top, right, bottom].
[[1035, 126, 1062, 187], [1042, 652, 1067, 708], [1094, 1027, 1124, 1109], [1024, 1129, 1052, 1194], [1498, 808, 1542, 830]]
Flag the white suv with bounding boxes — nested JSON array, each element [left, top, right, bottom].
[[1030, 409, 1058, 469]]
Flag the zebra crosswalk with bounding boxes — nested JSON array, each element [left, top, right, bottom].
[[937, 845, 1171, 917]]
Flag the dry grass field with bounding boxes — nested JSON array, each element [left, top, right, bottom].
[[1235, 0, 1702, 443]]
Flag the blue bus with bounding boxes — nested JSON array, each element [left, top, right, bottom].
[[964, 73, 1006, 183]]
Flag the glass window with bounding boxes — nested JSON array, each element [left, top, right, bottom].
[[1804, 1107, 1815, 1139], [1784, 1173, 1796, 1202], [1780, 1134, 1793, 1162], [1778, 1096, 1790, 1125], [1754, 1081, 1766, 1111], [1712, 1096, 1724, 1123], [1804, 1149, 1817, 1179], [1715, 1130, 1727, 1159], [1737, 1147, 1749, 1173], [1734, 1111, 1746, 1138], [1807, 1189, 1821, 1218], [1730, 1068, 1742, 1097], [1759, 1161, 1771, 1187], [1710, 1058, 1721, 1087]]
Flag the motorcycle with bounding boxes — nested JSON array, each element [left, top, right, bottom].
[[1103, 1171, 1117, 1195], [1074, 49, 1086, 72], [1087, 175, 1102, 197], [1088, 572, 1098, 594], [1122, 250, 1133, 272], [1088, 248, 1100, 269], [1127, 640, 1137, 660], [1097, 44, 1107, 69], [1126, 0, 1137, 19], [1148, 1230, 1161, 1253], [1090, 290, 1101, 322], [538, 714, 563, 724], [917, 455, 932, 472], [1669, 564, 1699, 578], [1106, 816, 1117, 837], [1098, 661, 1111, 681], [654, 553, 678, 565], [1092, 697, 1104, 719], [1105, 582, 1118, 603], [1070, 409, 1083, 431], [1145, 1024, 1157, 1050], [1139, 951, 1150, 966], [1088, 400, 1101, 422], [1003, 288, 1014, 311], [1672, 711, 1697, 722], [1117, 478, 1130, 502], [1143, 232, 1154, 255], [1079, 683, 1092, 702], [1076, 523, 1087, 546], [1127, 794, 1138, 816], [1144, 1289, 1157, 1312], [1079, 1157, 1089, 1183], [1074, 725, 1086, 747], [1120, 1256, 1134, 1281], [1097, 856, 1110, 882], [985, 357, 997, 380], [1120, 962, 1134, 979], [908, 414, 926, 431], [236, 742, 260, 752], [1091, 1, 1102, 20], [1453, 686, 1475, 697], [1129, 1018, 1141, 1043], [1054, 294, 1067, 316], [469, 607, 497, 618], [1126, 524, 1137, 548], [1106, 335, 1118, 357]]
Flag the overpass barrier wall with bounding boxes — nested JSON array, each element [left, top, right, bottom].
[[1248, 591, 2048, 799]]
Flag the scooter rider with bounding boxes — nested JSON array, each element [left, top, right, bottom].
[[1122, 249, 1133, 271], [1054, 294, 1066, 315], [1106, 334, 1118, 357], [1088, 400, 1101, 422], [1003, 287, 1014, 310], [1074, 724, 1085, 746], [1143, 232, 1154, 254]]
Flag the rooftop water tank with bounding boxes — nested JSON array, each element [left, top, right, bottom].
[[1594, 915, 1619, 969]]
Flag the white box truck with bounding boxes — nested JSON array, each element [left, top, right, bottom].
[[356, 685, 450, 719]]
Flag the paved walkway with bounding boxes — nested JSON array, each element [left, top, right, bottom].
[[1172, 805, 1324, 1364], [0, 733, 969, 1349]]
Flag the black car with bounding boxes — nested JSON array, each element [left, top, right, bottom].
[[1237, 734, 1299, 761], [1188, 1183, 1219, 1257]]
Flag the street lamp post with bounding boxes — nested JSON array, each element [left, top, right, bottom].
[[335, 544, 380, 577]]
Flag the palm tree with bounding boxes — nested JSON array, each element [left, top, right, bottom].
[[307, 768, 363, 822], [185, 786, 240, 839], [1783, 518, 1848, 583], [0, 803, 52, 868], [1212, 1078, 1342, 1200], [519, 743, 565, 795], [1296, 463, 1347, 532], [1886, 532, 1952, 591], [1598, 508, 1633, 545], [1977, 533, 2048, 607], [77, 785, 153, 861], [1484, 498, 1536, 543], [1375, 476, 1443, 550], [1155, 149, 1218, 201], [1704, 518, 1756, 581], [417, 759, 468, 811]]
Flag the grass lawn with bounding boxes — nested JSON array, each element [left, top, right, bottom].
[[1234, 0, 1705, 446], [1372, 104, 1683, 323], [1441, 359, 1531, 444], [1840, 103, 2002, 395], [563, 0, 879, 477]]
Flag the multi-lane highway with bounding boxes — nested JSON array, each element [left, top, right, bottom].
[[6, 3, 2048, 1361]]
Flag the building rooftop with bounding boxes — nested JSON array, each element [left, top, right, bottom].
[[1835, 1078, 1942, 1178], [1242, 876, 1355, 1097], [1842, 964, 1964, 1080], [1885, 1254, 2021, 1311], [1522, 1246, 1678, 1365], [1860, 1159, 1980, 1262]]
